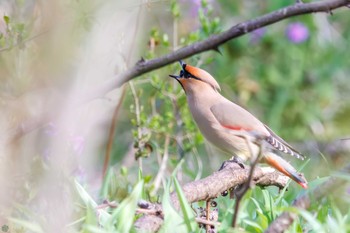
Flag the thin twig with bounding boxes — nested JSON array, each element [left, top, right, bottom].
[[206, 199, 211, 233], [96, 200, 161, 215], [129, 81, 143, 170], [129, 82, 141, 139], [152, 135, 170, 195], [230, 132, 263, 228], [96, 200, 118, 209], [231, 135, 264, 227], [0, 30, 49, 53], [102, 85, 127, 178], [196, 217, 221, 227]]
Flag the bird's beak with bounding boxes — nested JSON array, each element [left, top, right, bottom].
[[169, 60, 186, 79], [169, 74, 179, 79]]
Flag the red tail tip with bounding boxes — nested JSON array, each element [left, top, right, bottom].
[[299, 182, 308, 189]]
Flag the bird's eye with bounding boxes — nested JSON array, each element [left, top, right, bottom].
[[180, 70, 184, 77], [182, 70, 190, 79]]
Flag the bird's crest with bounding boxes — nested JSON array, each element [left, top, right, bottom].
[[177, 61, 221, 92]]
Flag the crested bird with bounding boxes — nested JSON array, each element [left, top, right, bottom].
[[169, 61, 308, 189]]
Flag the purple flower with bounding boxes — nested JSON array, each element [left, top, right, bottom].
[[286, 22, 309, 43], [182, 0, 213, 17], [250, 28, 266, 44], [71, 136, 85, 155], [44, 122, 58, 136], [72, 166, 87, 183]]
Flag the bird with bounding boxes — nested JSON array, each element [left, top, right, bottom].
[[169, 61, 308, 189]]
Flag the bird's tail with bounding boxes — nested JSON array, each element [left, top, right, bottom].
[[264, 152, 308, 189]]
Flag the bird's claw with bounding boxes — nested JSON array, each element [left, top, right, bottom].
[[218, 156, 245, 171]]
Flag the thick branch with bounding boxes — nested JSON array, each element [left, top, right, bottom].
[[170, 163, 288, 211], [265, 163, 350, 233], [6, 0, 349, 143], [134, 215, 164, 232], [134, 163, 289, 232]]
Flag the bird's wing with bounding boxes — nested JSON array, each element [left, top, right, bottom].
[[210, 101, 305, 160], [210, 101, 270, 136], [263, 125, 305, 160]]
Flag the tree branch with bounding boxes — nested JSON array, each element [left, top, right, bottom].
[[134, 162, 350, 232], [170, 162, 288, 211], [6, 0, 350, 144], [88, 0, 350, 99], [134, 162, 289, 232]]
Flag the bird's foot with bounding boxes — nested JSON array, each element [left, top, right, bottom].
[[218, 156, 245, 171]]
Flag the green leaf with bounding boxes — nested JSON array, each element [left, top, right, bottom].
[[144, 175, 153, 183], [100, 168, 113, 198], [160, 179, 187, 233], [292, 208, 325, 233], [250, 197, 263, 214], [84, 225, 111, 233], [120, 166, 128, 176], [274, 180, 290, 207], [3, 15, 10, 25], [262, 189, 271, 211], [74, 180, 110, 227], [243, 219, 263, 233], [138, 169, 143, 181], [162, 34, 169, 46], [75, 180, 98, 208], [16, 23, 25, 33], [83, 203, 98, 233], [256, 211, 269, 230], [173, 177, 198, 232], [110, 180, 144, 232], [171, 159, 185, 176], [66, 216, 86, 228], [171, 1, 180, 18]]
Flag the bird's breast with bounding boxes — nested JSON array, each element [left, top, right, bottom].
[[187, 96, 254, 161]]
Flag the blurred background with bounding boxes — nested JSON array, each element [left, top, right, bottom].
[[0, 0, 349, 232]]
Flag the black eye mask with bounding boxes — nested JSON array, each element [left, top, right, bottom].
[[169, 60, 202, 82]]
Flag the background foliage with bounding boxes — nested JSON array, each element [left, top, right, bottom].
[[0, 0, 349, 232]]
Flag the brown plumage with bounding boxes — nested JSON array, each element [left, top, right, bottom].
[[170, 61, 308, 189]]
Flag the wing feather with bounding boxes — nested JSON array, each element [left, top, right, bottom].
[[210, 101, 305, 160], [210, 101, 269, 135], [264, 125, 305, 160]]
